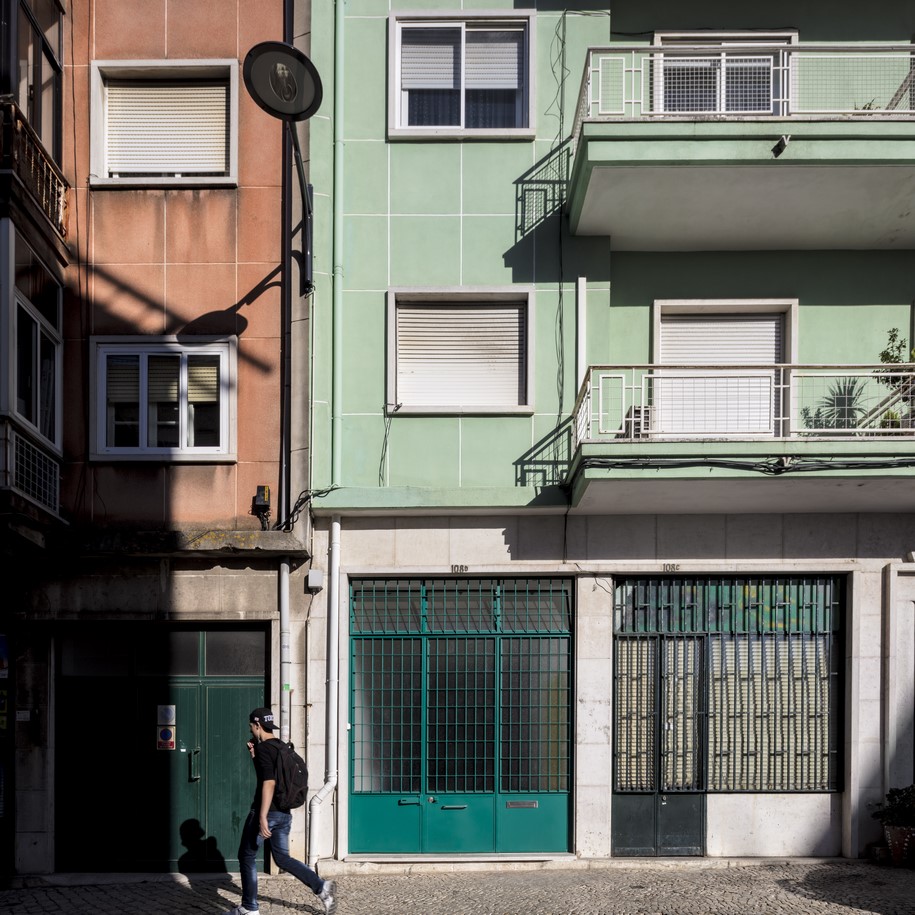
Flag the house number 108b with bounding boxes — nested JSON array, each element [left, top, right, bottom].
[[451, 564, 468, 573]]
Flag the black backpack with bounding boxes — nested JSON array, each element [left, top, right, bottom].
[[273, 741, 308, 810]]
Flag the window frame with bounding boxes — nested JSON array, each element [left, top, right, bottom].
[[90, 336, 237, 462], [89, 59, 239, 188], [387, 287, 535, 415], [389, 11, 535, 140], [14, 0, 63, 161], [2, 221, 63, 451]]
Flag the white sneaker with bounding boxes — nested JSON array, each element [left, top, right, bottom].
[[223, 906, 256, 915], [317, 879, 337, 914]]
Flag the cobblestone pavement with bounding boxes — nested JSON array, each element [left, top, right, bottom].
[[2, 861, 915, 915]]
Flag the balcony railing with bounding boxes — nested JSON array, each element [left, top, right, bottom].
[[573, 44, 915, 142], [0, 98, 69, 238], [573, 364, 915, 448], [0, 419, 60, 515]]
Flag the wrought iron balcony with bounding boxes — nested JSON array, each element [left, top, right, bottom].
[[573, 364, 915, 448], [573, 43, 915, 139], [0, 97, 69, 239]]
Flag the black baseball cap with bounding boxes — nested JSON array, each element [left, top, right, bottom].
[[249, 707, 277, 732]]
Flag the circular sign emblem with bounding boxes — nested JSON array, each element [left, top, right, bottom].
[[243, 41, 323, 121]]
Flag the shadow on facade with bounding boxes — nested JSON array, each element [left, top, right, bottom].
[[514, 418, 573, 490]]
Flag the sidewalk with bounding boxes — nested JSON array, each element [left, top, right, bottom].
[[2, 859, 915, 914]]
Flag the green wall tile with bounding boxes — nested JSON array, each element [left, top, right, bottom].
[[340, 291, 386, 413], [390, 215, 462, 286], [462, 143, 535, 215], [343, 18, 388, 140], [344, 215, 388, 289], [388, 418, 461, 488], [460, 416, 536, 488], [344, 142, 389, 215], [391, 144, 461, 214], [461, 214, 518, 285]]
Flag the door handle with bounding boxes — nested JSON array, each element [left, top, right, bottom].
[[441, 805, 467, 810], [189, 747, 201, 782]]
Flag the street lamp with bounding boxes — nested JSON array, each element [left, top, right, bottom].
[[243, 40, 323, 290]]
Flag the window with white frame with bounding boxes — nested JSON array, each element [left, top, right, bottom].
[[90, 60, 238, 186], [388, 290, 533, 413], [92, 338, 236, 460], [652, 32, 797, 116], [13, 230, 61, 447], [391, 14, 533, 135], [651, 299, 797, 438]]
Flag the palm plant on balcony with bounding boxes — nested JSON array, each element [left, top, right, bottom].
[[872, 784, 915, 866], [800, 378, 866, 432]]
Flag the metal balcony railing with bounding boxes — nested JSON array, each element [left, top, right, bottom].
[[0, 98, 69, 238], [572, 364, 915, 449], [573, 44, 915, 142], [0, 419, 60, 515]]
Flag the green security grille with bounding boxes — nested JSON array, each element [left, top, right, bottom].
[[350, 578, 572, 854], [614, 577, 841, 794]]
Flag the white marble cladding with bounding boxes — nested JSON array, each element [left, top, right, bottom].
[[310, 512, 915, 859]]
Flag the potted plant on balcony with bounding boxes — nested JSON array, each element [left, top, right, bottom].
[[875, 328, 915, 431], [872, 784, 915, 866]]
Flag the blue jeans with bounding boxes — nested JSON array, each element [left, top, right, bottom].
[[238, 808, 324, 911]]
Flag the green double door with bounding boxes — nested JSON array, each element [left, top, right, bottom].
[[348, 578, 572, 855], [56, 628, 265, 871]]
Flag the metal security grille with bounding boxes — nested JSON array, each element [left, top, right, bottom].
[[351, 578, 572, 796], [614, 577, 841, 793]]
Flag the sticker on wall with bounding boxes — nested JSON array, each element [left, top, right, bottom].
[[158, 705, 176, 726], [157, 726, 176, 750]]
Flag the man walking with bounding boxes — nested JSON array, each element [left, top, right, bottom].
[[224, 708, 337, 915]]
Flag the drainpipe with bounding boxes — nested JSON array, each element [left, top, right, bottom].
[[279, 558, 291, 744], [309, 0, 345, 869], [309, 515, 341, 868]]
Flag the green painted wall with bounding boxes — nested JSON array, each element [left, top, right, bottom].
[[308, 2, 915, 511]]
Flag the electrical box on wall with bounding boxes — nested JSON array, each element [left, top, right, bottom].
[[306, 569, 324, 592]]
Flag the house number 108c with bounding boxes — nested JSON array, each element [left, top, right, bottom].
[[662, 563, 681, 572]]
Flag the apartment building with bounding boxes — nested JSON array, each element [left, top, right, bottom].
[[2, 1, 316, 874], [305, 1, 915, 861]]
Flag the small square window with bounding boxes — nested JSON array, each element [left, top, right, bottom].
[[388, 289, 534, 414], [390, 14, 534, 138], [90, 60, 238, 187], [91, 337, 236, 460]]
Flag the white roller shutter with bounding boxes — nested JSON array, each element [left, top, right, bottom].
[[401, 28, 460, 89], [106, 81, 229, 175], [465, 29, 523, 89], [397, 303, 525, 407], [657, 313, 783, 435]]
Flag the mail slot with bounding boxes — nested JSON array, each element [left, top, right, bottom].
[[505, 800, 538, 809]]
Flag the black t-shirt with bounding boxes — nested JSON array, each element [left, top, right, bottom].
[[252, 737, 284, 813]]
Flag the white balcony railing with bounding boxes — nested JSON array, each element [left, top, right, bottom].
[[573, 44, 915, 142], [572, 365, 915, 449], [0, 419, 60, 515]]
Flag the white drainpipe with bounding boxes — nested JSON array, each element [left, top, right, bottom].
[[279, 558, 291, 744], [309, 515, 341, 868]]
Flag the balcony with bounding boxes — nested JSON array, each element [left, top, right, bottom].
[[567, 44, 915, 249], [568, 364, 915, 514], [0, 418, 60, 518], [0, 98, 69, 240]]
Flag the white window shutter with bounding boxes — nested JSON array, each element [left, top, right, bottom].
[[401, 28, 460, 89], [106, 82, 229, 175], [657, 313, 783, 435], [397, 304, 525, 407], [465, 29, 523, 89], [660, 314, 782, 364], [187, 356, 220, 403]]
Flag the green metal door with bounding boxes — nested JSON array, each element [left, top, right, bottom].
[[349, 579, 572, 855], [56, 627, 265, 871]]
